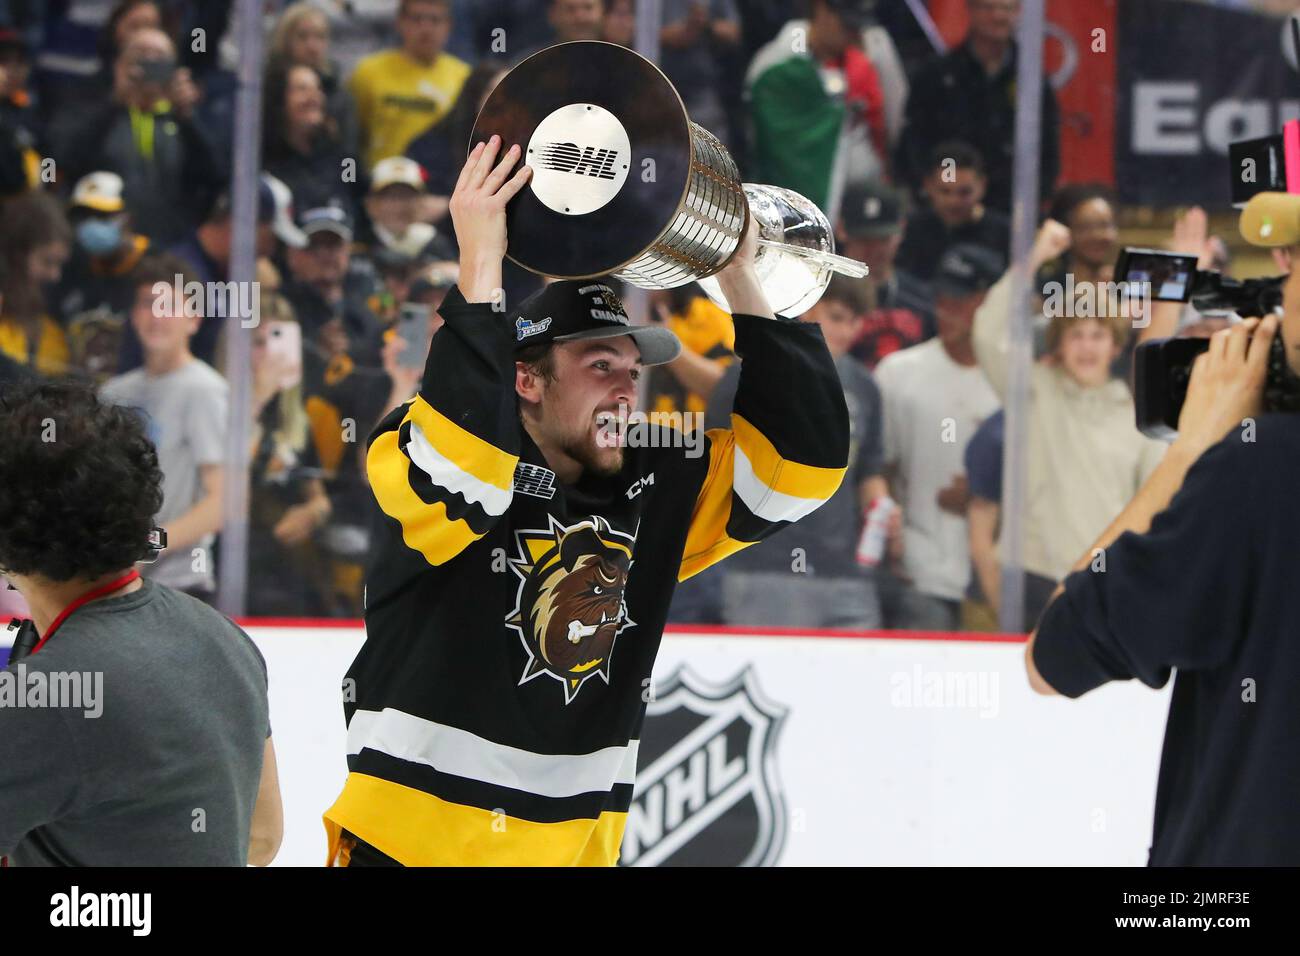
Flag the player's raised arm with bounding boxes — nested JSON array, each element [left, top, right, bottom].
[[677, 217, 851, 579], [364, 138, 533, 579]]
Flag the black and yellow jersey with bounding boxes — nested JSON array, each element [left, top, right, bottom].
[[323, 286, 849, 866]]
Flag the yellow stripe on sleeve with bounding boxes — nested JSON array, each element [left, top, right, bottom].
[[405, 394, 518, 492], [679, 428, 751, 581], [732, 413, 845, 502], [367, 427, 489, 566]]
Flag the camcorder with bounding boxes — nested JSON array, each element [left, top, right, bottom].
[[1126, 124, 1300, 439]]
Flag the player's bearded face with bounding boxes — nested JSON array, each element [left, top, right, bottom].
[[542, 338, 642, 478]]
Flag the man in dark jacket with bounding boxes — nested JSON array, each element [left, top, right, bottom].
[[1026, 262, 1300, 863], [58, 28, 224, 247], [896, 0, 1059, 213]]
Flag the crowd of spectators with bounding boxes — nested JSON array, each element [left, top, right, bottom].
[[0, 0, 1193, 632]]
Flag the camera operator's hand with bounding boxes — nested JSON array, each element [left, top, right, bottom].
[[450, 135, 531, 303], [1175, 315, 1278, 456], [1030, 219, 1072, 271]]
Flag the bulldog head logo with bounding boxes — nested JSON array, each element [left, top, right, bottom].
[[506, 516, 636, 703]]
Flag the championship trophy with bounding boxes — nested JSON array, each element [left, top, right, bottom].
[[469, 41, 869, 317]]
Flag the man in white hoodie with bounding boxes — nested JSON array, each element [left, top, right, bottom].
[[972, 219, 1167, 620]]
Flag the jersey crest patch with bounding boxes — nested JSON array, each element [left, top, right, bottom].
[[505, 515, 636, 704]]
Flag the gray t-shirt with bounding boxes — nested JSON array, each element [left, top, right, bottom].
[[100, 359, 228, 592], [0, 578, 269, 866], [707, 353, 884, 577]]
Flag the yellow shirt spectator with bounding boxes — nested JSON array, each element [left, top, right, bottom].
[[349, 49, 471, 170], [647, 295, 736, 423], [0, 316, 71, 378]]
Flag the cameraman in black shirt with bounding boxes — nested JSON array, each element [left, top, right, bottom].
[[1025, 254, 1300, 865]]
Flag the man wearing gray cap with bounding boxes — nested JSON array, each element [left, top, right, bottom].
[[324, 135, 850, 866], [838, 180, 934, 367]]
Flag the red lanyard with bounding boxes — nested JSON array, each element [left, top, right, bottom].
[[27, 570, 141, 657], [0, 568, 140, 867]]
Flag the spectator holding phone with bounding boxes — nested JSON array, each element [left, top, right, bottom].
[[247, 293, 337, 617], [58, 27, 223, 247], [378, 288, 445, 419]]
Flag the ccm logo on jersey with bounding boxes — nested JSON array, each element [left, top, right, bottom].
[[625, 473, 654, 500]]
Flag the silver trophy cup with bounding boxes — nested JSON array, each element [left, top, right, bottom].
[[472, 41, 869, 316], [696, 183, 870, 318]]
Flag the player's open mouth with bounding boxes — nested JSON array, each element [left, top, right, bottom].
[[594, 411, 625, 445]]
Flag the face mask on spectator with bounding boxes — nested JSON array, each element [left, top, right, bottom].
[[76, 218, 124, 256], [375, 221, 434, 258]]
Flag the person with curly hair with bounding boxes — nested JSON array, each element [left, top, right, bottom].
[[0, 379, 282, 866]]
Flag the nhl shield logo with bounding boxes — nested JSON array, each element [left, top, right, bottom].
[[619, 667, 788, 867]]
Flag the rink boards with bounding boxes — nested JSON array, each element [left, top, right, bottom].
[[244, 624, 1170, 867], [2, 623, 1171, 866]]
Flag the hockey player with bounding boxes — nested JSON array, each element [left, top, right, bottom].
[[324, 135, 850, 866]]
